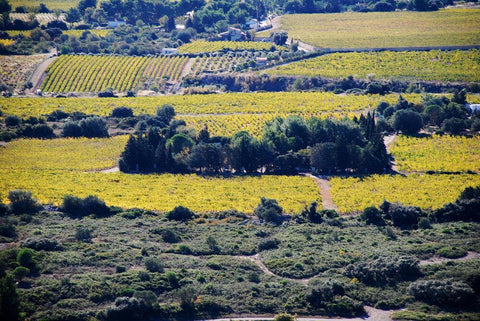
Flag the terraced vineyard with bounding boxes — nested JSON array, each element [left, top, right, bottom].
[[178, 40, 284, 53], [391, 135, 480, 173], [330, 174, 480, 213], [280, 9, 480, 48], [40, 55, 189, 93], [0, 54, 45, 93], [0, 137, 321, 213], [267, 49, 480, 82]]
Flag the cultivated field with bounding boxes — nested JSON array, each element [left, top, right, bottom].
[[330, 174, 480, 213], [391, 135, 480, 173], [0, 39, 15, 46], [280, 9, 480, 48], [9, 0, 78, 10], [0, 54, 45, 93], [267, 49, 480, 82], [0, 137, 321, 213], [0, 92, 423, 117], [41, 55, 189, 93], [178, 40, 284, 53]]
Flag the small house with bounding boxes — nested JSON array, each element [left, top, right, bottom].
[[245, 18, 260, 30], [107, 20, 126, 29], [218, 27, 246, 41], [255, 57, 268, 66], [161, 48, 178, 55], [466, 104, 480, 113]]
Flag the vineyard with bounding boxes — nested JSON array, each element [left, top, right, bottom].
[[0, 39, 15, 46], [9, 13, 66, 25], [63, 29, 110, 38], [189, 51, 271, 75], [391, 135, 480, 173], [267, 49, 480, 82], [0, 92, 425, 117], [0, 138, 321, 213], [40, 55, 189, 93], [330, 174, 480, 213], [9, 0, 77, 10], [0, 136, 128, 172], [178, 40, 284, 53], [280, 9, 480, 48], [0, 54, 45, 93]]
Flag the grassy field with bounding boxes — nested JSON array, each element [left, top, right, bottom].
[[391, 135, 480, 173], [0, 137, 321, 213], [279, 9, 480, 48], [9, 0, 78, 10], [330, 174, 480, 213], [267, 50, 480, 82]]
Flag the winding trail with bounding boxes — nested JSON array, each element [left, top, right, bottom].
[[302, 173, 338, 211]]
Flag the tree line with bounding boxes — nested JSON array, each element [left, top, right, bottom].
[[119, 105, 390, 174]]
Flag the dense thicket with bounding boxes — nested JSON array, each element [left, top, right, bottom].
[[119, 109, 390, 174]]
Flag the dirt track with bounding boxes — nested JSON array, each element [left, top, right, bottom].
[[28, 52, 57, 93]]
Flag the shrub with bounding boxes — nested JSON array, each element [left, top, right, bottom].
[[361, 206, 385, 226], [116, 265, 126, 273], [165, 206, 194, 221], [442, 118, 466, 135], [436, 246, 467, 259], [12, 266, 29, 282], [62, 121, 82, 137], [144, 258, 163, 273], [254, 197, 283, 225], [5, 115, 21, 127], [47, 109, 70, 121], [8, 190, 41, 214], [306, 279, 345, 308], [344, 256, 420, 285], [160, 229, 181, 243], [21, 237, 62, 251], [61, 195, 111, 218], [22, 124, 55, 138], [79, 117, 109, 138], [274, 313, 296, 321], [417, 217, 431, 229], [75, 227, 92, 242], [111, 106, 133, 118], [0, 222, 16, 238], [258, 238, 280, 251], [389, 203, 423, 228], [105, 297, 148, 321], [17, 248, 36, 270], [409, 279, 475, 307]]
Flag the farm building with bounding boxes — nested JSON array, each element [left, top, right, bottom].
[[218, 27, 246, 41]]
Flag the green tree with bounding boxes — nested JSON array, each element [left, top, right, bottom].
[[8, 190, 41, 214], [392, 110, 423, 134], [0, 275, 20, 321]]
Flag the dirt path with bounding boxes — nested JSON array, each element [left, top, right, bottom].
[[419, 251, 480, 266], [180, 57, 196, 78], [237, 254, 318, 286], [28, 53, 57, 93], [383, 134, 398, 172], [302, 173, 338, 211], [197, 306, 393, 321]]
